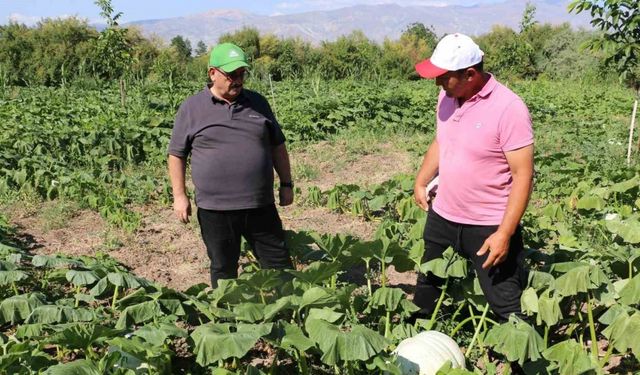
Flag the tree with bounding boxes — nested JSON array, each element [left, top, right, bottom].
[[569, 0, 639, 163], [402, 22, 438, 49], [92, 0, 133, 80], [519, 2, 538, 33], [170, 35, 192, 60], [218, 27, 261, 62], [195, 40, 207, 56]]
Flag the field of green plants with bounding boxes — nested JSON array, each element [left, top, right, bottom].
[[0, 77, 639, 374]]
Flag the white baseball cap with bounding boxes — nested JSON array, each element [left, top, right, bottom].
[[415, 33, 484, 78]]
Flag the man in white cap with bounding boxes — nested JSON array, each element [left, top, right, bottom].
[[412, 33, 534, 321]]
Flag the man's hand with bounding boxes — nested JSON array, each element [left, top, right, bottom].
[[173, 194, 192, 223], [414, 184, 431, 211], [279, 187, 294, 206], [477, 230, 511, 269]]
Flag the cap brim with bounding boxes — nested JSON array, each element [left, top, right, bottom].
[[216, 61, 250, 73], [415, 59, 448, 79]]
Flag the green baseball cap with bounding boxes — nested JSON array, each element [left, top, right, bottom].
[[208, 43, 249, 72]]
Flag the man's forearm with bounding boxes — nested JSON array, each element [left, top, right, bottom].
[[497, 175, 532, 236], [168, 155, 187, 197], [498, 145, 534, 236], [272, 144, 292, 183], [414, 140, 439, 187]]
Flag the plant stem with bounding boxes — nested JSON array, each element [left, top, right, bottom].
[[385, 310, 391, 338], [294, 349, 309, 375], [111, 285, 119, 308], [365, 259, 372, 297], [544, 325, 549, 348], [428, 277, 449, 330], [466, 304, 489, 358], [599, 342, 614, 369], [11, 282, 18, 296], [450, 300, 466, 324], [450, 316, 500, 338], [346, 361, 355, 375], [381, 261, 386, 287], [586, 292, 599, 363], [260, 290, 266, 305]]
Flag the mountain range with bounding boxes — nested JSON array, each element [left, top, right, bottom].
[[127, 0, 592, 46]]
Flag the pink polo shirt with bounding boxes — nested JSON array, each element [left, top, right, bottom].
[[432, 75, 533, 225]]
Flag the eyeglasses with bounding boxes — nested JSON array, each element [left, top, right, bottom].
[[216, 68, 249, 81]]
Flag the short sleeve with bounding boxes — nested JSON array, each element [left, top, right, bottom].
[[167, 102, 193, 158], [499, 98, 534, 152], [254, 95, 286, 146]]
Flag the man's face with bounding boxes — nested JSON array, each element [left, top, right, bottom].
[[209, 67, 247, 100], [435, 70, 468, 98]]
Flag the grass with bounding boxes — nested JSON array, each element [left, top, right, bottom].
[[40, 199, 80, 232]]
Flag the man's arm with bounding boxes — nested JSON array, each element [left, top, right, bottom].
[[272, 143, 293, 206], [477, 144, 534, 269], [168, 154, 192, 223], [413, 139, 439, 210]]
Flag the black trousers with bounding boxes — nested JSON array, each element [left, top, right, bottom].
[[413, 208, 528, 321], [197, 204, 293, 287]]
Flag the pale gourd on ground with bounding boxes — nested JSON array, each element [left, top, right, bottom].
[[394, 330, 466, 375]]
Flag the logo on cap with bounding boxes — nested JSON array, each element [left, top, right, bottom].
[[229, 50, 239, 58]]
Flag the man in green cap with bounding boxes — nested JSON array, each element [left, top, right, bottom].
[[167, 42, 294, 287]]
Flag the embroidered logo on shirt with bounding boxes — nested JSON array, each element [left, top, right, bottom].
[[249, 114, 261, 118], [475, 122, 482, 129]]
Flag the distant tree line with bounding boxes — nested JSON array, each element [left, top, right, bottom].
[[0, 3, 621, 87]]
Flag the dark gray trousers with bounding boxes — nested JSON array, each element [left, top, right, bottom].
[[197, 204, 293, 287], [413, 208, 528, 321]]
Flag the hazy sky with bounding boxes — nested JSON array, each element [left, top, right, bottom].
[[1, 0, 507, 25]]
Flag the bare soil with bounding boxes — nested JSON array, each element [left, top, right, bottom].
[[8, 142, 417, 291]]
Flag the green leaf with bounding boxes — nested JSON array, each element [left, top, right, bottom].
[[484, 315, 545, 365], [420, 247, 467, 279], [605, 218, 640, 243], [577, 195, 606, 210], [66, 270, 99, 286], [368, 287, 405, 313], [233, 302, 265, 323], [48, 323, 119, 350], [15, 323, 45, 339], [310, 233, 357, 262], [299, 286, 338, 311], [26, 305, 63, 324], [554, 266, 590, 297], [89, 277, 109, 297], [133, 323, 188, 346], [286, 261, 341, 285], [542, 340, 596, 375], [520, 287, 539, 316], [115, 300, 161, 329], [263, 295, 296, 321], [271, 321, 315, 352], [537, 290, 563, 327], [0, 270, 28, 285], [602, 312, 640, 356], [618, 273, 640, 305], [609, 176, 639, 193], [191, 323, 273, 366], [0, 293, 46, 324], [307, 307, 344, 323], [305, 318, 390, 365], [107, 271, 141, 289], [32, 255, 80, 268], [237, 269, 284, 291], [43, 359, 101, 375]]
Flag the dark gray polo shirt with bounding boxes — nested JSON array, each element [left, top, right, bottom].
[[168, 86, 286, 210]]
